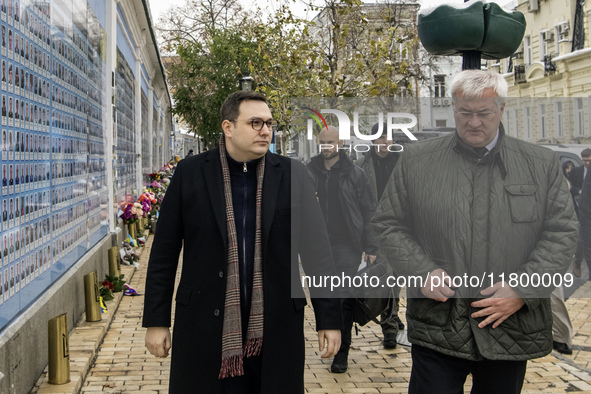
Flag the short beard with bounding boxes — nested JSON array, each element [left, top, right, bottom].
[[322, 150, 339, 161]]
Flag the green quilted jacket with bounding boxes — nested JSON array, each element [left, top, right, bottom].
[[371, 127, 578, 360]]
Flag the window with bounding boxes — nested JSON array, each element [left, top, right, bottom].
[[434, 75, 445, 98], [575, 98, 585, 137], [539, 104, 546, 138], [554, 26, 560, 55], [555, 101, 563, 137], [513, 109, 519, 138], [539, 32, 548, 61], [524, 36, 531, 66], [435, 119, 447, 127], [524, 107, 531, 139]]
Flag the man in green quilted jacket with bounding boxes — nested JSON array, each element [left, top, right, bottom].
[[372, 70, 577, 393]]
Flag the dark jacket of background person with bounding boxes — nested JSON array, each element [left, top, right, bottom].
[[371, 128, 577, 361], [355, 149, 400, 203], [568, 165, 585, 197], [576, 169, 591, 266], [307, 151, 378, 255], [142, 149, 342, 393]]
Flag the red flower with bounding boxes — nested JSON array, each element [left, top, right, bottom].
[[101, 280, 114, 291]]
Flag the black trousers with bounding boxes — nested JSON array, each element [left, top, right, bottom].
[[220, 355, 262, 394], [574, 237, 584, 264], [331, 241, 362, 355], [409, 345, 527, 394]]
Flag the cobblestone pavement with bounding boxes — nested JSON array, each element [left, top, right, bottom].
[[79, 237, 591, 393]]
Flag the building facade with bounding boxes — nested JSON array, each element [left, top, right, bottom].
[[418, 54, 462, 132], [486, 0, 591, 144]]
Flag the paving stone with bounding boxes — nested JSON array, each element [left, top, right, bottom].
[[32, 236, 591, 394]]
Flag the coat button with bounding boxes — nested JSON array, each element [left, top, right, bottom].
[[214, 309, 220, 316], [219, 271, 224, 278]]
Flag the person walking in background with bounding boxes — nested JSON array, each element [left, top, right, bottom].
[[550, 285, 574, 355], [372, 70, 577, 393], [185, 149, 194, 158], [143, 91, 342, 393], [355, 122, 404, 349], [577, 159, 591, 281], [550, 159, 576, 355], [563, 161, 575, 180], [568, 150, 591, 277], [308, 125, 378, 373]]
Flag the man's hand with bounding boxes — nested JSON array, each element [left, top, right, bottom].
[[470, 282, 525, 329], [421, 268, 455, 302], [145, 326, 172, 358], [318, 329, 341, 358]]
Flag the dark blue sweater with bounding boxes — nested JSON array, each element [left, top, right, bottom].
[[226, 152, 259, 336]]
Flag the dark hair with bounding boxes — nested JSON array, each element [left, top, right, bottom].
[[582, 148, 591, 159], [563, 160, 575, 177], [371, 122, 388, 137], [220, 91, 267, 122]]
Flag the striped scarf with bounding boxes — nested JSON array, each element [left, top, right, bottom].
[[218, 136, 265, 379]]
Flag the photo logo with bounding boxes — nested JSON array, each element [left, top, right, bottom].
[[304, 109, 418, 141], [302, 107, 329, 133]]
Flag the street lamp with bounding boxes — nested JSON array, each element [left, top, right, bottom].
[[170, 131, 175, 159], [239, 75, 254, 91]]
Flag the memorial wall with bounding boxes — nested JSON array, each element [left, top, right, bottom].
[[0, 0, 171, 368]]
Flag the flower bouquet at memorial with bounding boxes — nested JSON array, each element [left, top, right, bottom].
[[121, 242, 140, 267], [120, 202, 140, 225], [100, 280, 114, 301], [149, 182, 162, 199], [104, 273, 126, 293], [161, 177, 170, 191], [120, 202, 142, 239], [138, 193, 154, 227], [145, 191, 159, 216]]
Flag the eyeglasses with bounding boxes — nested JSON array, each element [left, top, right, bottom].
[[233, 118, 278, 132], [454, 110, 498, 121]]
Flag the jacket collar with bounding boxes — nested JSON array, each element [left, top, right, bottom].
[[203, 147, 282, 249], [452, 123, 508, 180]]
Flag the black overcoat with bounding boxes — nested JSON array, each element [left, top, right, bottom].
[[568, 165, 585, 197], [142, 148, 342, 393]]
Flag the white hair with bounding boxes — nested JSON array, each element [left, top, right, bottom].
[[450, 70, 508, 108]]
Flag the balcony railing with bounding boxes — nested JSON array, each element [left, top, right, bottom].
[[544, 54, 556, 75], [514, 64, 526, 84]]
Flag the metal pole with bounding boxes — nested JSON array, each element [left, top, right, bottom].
[[462, 0, 481, 70]]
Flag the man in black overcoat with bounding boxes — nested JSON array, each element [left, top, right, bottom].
[[568, 148, 591, 277], [143, 91, 342, 393]]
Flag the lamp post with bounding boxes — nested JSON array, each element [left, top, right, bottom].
[[170, 131, 175, 159], [239, 75, 254, 91], [417, 2, 526, 71]]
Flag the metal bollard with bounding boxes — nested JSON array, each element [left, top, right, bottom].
[[108, 246, 120, 278], [48, 313, 70, 384], [83, 270, 102, 322], [150, 217, 157, 234]]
